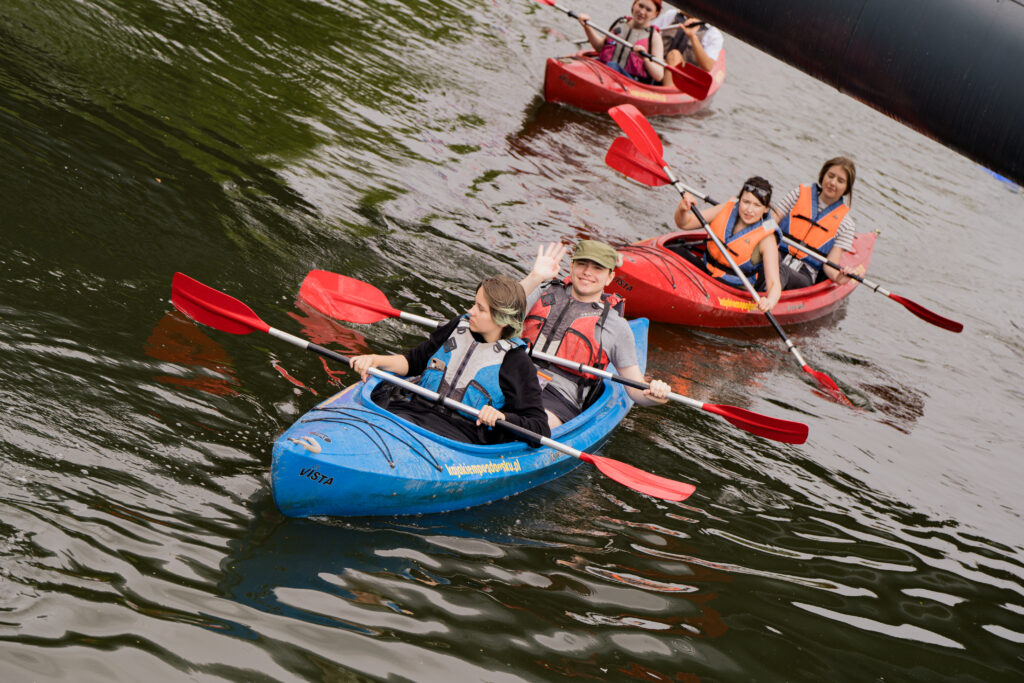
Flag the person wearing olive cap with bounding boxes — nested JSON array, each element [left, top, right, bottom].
[[520, 241, 671, 430]]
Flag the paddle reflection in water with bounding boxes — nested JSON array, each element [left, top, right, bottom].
[[646, 316, 884, 415], [145, 311, 241, 397]]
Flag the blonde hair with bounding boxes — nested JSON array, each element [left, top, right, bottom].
[[477, 276, 527, 339]]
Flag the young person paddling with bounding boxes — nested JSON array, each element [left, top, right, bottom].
[[349, 276, 550, 445], [674, 176, 783, 313], [651, 9, 723, 84], [578, 0, 665, 84], [771, 156, 864, 289], [520, 240, 670, 430]]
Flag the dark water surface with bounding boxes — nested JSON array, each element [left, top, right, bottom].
[[2, 0, 1022, 680]]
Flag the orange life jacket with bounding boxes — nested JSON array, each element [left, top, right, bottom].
[[778, 184, 849, 271], [704, 198, 774, 286]]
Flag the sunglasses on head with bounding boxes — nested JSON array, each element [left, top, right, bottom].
[[741, 182, 770, 205]]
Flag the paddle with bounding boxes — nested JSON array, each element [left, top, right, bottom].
[[171, 272, 697, 502], [776, 235, 963, 333], [535, 0, 713, 99], [607, 104, 852, 405], [606, 136, 672, 187], [607, 137, 963, 333], [300, 270, 809, 445]]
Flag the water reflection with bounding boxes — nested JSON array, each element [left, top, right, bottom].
[[146, 311, 240, 396], [218, 495, 740, 679]]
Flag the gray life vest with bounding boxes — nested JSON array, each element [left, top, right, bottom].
[[419, 318, 525, 416]]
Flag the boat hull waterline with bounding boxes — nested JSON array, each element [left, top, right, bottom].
[[607, 231, 876, 327], [543, 50, 726, 116]]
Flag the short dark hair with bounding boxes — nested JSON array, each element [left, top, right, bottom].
[[739, 176, 772, 208]]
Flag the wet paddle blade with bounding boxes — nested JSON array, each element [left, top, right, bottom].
[[171, 272, 268, 335], [300, 270, 399, 324], [802, 365, 853, 406], [888, 293, 963, 332], [608, 104, 664, 165], [701, 404, 809, 444], [580, 453, 696, 501], [665, 62, 713, 99], [606, 137, 671, 186]]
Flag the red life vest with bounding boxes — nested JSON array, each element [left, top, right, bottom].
[[778, 184, 849, 270], [704, 198, 775, 286], [522, 279, 625, 384]]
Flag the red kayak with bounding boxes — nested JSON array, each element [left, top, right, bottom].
[[606, 230, 877, 327], [543, 50, 726, 116]]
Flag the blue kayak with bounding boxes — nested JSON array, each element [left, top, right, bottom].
[[270, 319, 649, 517]]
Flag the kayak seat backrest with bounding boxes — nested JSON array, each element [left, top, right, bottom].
[[660, 26, 684, 55], [579, 380, 606, 413], [665, 236, 707, 256], [660, 10, 692, 55]]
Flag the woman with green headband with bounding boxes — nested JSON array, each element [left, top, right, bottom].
[[349, 276, 550, 445]]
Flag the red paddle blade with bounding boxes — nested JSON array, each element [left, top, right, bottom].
[[702, 404, 809, 444], [665, 62, 713, 99], [888, 293, 963, 333], [801, 365, 853, 406], [171, 272, 268, 336], [606, 137, 671, 186], [300, 270, 399, 324], [580, 453, 696, 501], [534, 0, 556, 5], [608, 104, 664, 165]]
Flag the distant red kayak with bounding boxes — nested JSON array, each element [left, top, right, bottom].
[[543, 50, 726, 116], [606, 230, 877, 327]]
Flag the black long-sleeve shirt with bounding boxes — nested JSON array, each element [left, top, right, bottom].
[[378, 317, 550, 445]]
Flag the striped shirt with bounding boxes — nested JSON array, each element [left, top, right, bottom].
[[774, 186, 855, 252]]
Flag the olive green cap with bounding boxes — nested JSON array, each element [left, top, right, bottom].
[[572, 240, 620, 270]]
